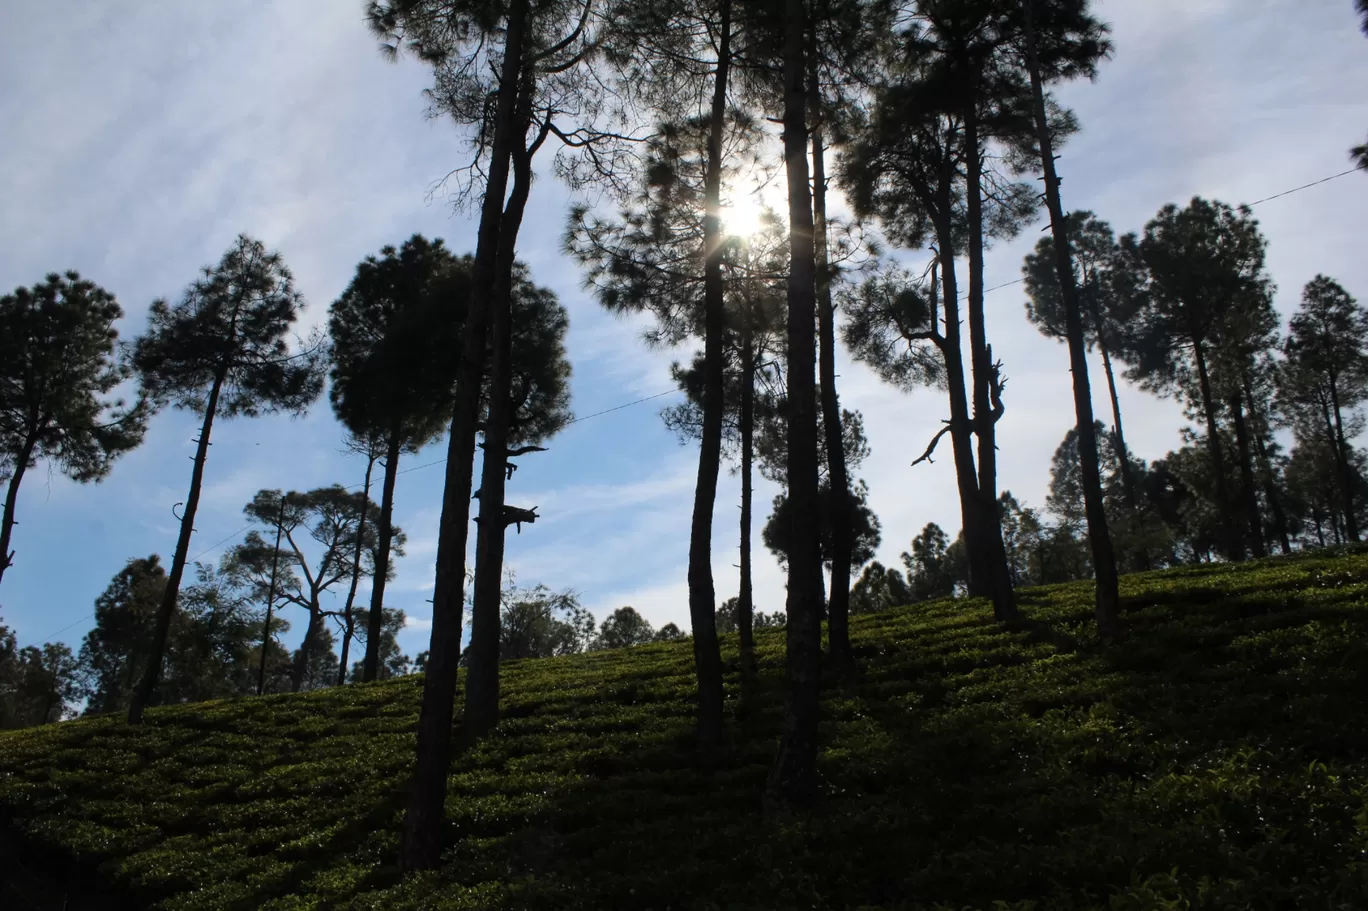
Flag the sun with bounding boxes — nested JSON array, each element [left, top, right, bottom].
[[720, 197, 766, 238]]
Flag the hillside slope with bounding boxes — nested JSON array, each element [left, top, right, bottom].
[[4, 550, 1368, 910]]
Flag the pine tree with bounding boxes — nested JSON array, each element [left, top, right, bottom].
[[1118, 199, 1273, 562], [1279, 275, 1368, 542], [328, 236, 470, 682], [126, 236, 324, 723], [0, 272, 150, 588]]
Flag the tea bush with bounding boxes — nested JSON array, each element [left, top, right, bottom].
[[5, 548, 1368, 909]]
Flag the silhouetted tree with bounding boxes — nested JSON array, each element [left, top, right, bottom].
[[231, 486, 392, 693], [1117, 199, 1272, 561], [593, 606, 657, 650], [369, 0, 604, 866], [77, 556, 166, 714], [466, 265, 572, 740], [767, 0, 825, 810], [566, 111, 773, 745], [849, 561, 912, 614], [127, 236, 324, 723], [0, 272, 149, 588], [494, 585, 595, 661], [1279, 275, 1368, 542], [1016, 0, 1118, 625], [901, 522, 957, 602], [329, 236, 469, 683], [1023, 213, 1140, 508]]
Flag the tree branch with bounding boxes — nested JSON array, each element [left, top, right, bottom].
[[912, 421, 954, 467]]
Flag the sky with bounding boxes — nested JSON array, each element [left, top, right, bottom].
[[1, 0, 1366, 661]]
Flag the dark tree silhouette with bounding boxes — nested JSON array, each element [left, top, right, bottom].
[[328, 236, 469, 682], [1118, 199, 1272, 562], [1022, 212, 1140, 511], [1280, 275, 1368, 542], [767, 0, 825, 811], [566, 112, 773, 742], [465, 262, 572, 741], [76, 556, 166, 715], [127, 235, 324, 723], [0, 272, 149, 588], [1017, 0, 1120, 636], [232, 486, 390, 693]]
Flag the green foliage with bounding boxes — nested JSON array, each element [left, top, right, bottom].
[[0, 639, 79, 729], [591, 606, 657, 651], [328, 235, 468, 454], [715, 597, 785, 632], [763, 478, 882, 572], [132, 235, 325, 420], [10, 552, 1368, 907], [495, 586, 595, 661], [848, 561, 911, 614], [0, 271, 150, 582]]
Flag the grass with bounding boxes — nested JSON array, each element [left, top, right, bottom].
[[5, 549, 1368, 909]]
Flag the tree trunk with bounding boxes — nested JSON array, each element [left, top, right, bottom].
[[1096, 329, 1138, 512], [1023, 1, 1121, 637], [1229, 392, 1265, 558], [364, 430, 402, 682], [129, 373, 224, 723], [1192, 343, 1241, 561], [810, 69, 852, 669], [290, 604, 324, 693], [464, 95, 540, 744], [681, 0, 731, 748], [767, 0, 823, 810], [400, 0, 528, 873], [739, 314, 756, 682], [1327, 376, 1361, 541], [1244, 374, 1291, 556], [256, 496, 287, 696], [933, 236, 989, 599], [0, 432, 37, 590], [338, 454, 375, 686], [963, 96, 1016, 621]]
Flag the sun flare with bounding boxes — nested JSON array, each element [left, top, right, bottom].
[[720, 197, 766, 238]]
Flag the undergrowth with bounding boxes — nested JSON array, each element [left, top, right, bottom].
[[5, 548, 1368, 909]]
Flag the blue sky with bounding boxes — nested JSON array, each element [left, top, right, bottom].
[[2, 0, 1367, 660]]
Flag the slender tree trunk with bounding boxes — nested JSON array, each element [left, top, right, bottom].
[[1096, 332, 1138, 511], [933, 239, 989, 598], [1192, 343, 1241, 561], [0, 433, 37, 590], [1023, 3, 1120, 637], [739, 315, 756, 681], [1314, 513, 1326, 549], [465, 98, 540, 743], [364, 430, 402, 682], [768, 0, 823, 809], [129, 374, 224, 723], [680, 0, 732, 747], [1327, 377, 1361, 541], [1249, 419, 1291, 556], [256, 496, 286, 696], [401, 0, 528, 873], [963, 102, 1016, 621], [1229, 392, 1265, 558], [810, 70, 852, 668], [291, 604, 324, 693], [338, 454, 375, 686]]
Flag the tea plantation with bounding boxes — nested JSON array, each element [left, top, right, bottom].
[[5, 549, 1368, 910]]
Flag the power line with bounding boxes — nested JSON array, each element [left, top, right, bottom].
[[955, 165, 1364, 304], [1246, 165, 1364, 208]]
